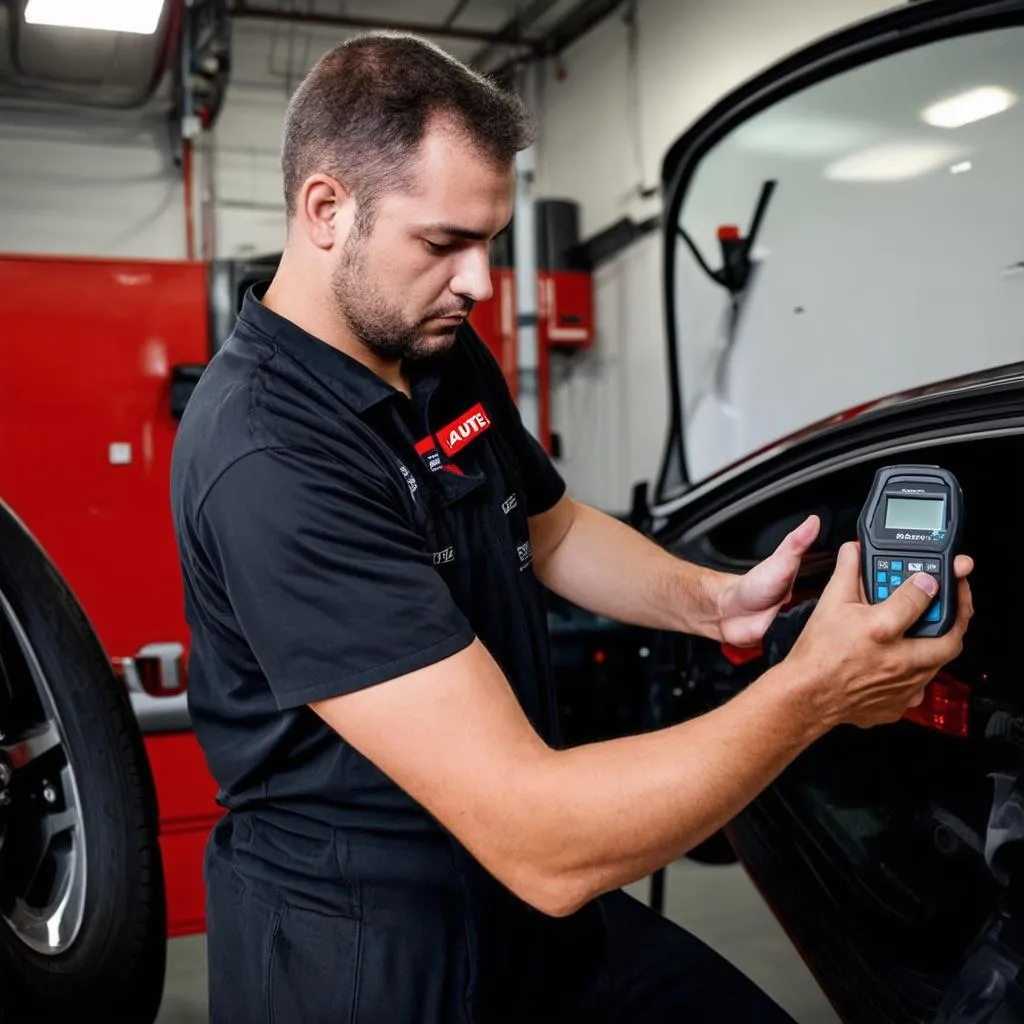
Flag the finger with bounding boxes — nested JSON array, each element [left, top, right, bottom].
[[955, 576, 974, 628], [780, 515, 820, 557], [821, 540, 863, 604], [935, 577, 974, 651], [906, 689, 926, 708], [953, 554, 974, 579], [872, 571, 939, 638], [907, 580, 972, 669]]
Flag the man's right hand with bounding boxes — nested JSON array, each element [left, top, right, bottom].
[[785, 540, 974, 729], [309, 537, 976, 920]]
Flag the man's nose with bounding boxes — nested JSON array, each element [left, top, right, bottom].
[[450, 248, 493, 304]]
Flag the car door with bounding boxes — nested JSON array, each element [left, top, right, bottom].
[[642, 3, 1024, 1021]]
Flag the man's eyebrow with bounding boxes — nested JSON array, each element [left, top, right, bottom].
[[421, 222, 511, 242]]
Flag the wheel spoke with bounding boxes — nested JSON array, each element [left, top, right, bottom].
[[0, 721, 62, 770], [43, 807, 78, 840], [6, 823, 86, 954]]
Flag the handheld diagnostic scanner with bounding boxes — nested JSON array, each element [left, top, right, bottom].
[[857, 465, 963, 638]]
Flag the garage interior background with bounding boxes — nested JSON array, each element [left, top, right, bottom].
[[0, 0, 895, 513]]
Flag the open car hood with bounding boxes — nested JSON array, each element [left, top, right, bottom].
[[653, 0, 1024, 509]]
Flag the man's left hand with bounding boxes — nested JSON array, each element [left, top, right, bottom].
[[716, 515, 820, 648]]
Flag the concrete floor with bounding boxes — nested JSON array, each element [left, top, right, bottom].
[[153, 857, 840, 1023]]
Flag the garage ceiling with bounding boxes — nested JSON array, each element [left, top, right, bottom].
[[227, 0, 622, 71], [0, 0, 624, 114]]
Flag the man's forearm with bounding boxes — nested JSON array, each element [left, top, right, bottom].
[[534, 498, 732, 640], [515, 657, 830, 915]]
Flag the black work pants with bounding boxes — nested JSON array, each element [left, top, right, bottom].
[[205, 813, 797, 1023]]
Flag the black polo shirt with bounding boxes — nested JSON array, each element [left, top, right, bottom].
[[170, 283, 566, 834]]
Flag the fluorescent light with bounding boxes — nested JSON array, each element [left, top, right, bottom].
[[921, 86, 1017, 129], [825, 141, 964, 182], [950, 161, 972, 175], [732, 114, 875, 158], [24, 0, 165, 34]]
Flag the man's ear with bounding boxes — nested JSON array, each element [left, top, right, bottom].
[[294, 173, 356, 251]]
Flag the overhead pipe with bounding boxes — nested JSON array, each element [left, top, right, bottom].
[[537, 0, 628, 57], [488, 0, 628, 80], [467, 0, 564, 71], [440, 0, 473, 29], [227, 2, 544, 51]]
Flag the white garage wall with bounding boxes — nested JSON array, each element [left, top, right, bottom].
[[0, 20, 382, 261], [0, 100, 189, 260], [535, 0, 898, 512], [209, 20, 337, 260]]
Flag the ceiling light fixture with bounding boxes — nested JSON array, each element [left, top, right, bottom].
[[24, 0, 166, 35], [950, 161, 973, 175], [922, 86, 1017, 129], [824, 141, 965, 183]]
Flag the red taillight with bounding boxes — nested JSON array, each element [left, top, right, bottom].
[[721, 643, 763, 666], [593, 649, 606, 665], [717, 224, 741, 241], [902, 671, 970, 738]]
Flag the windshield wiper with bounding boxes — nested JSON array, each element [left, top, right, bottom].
[[676, 179, 777, 296]]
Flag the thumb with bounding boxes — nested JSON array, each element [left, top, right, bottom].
[[872, 571, 939, 638], [778, 514, 820, 559], [820, 540, 864, 605]]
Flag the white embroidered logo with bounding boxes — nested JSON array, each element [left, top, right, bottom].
[[433, 546, 455, 565], [502, 494, 518, 515], [516, 540, 532, 570], [397, 462, 418, 500]]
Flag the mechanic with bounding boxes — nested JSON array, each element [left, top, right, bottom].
[[169, 31, 975, 1024]]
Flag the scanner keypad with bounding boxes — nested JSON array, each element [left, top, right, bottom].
[[874, 556, 942, 623]]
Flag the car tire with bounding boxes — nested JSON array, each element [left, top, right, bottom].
[[0, 500, 166, 1022]]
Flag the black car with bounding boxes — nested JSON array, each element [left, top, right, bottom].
[[617, 1, 1024, 1020]]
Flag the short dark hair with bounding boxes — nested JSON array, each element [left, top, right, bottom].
[[281, 32, 535, 222]]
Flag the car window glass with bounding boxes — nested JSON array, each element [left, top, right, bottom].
[[674, 26, 1024, 484]]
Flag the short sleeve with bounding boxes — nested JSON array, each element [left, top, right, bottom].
[[464, 328, 566, 517], [511, 419, 566, 517], [196, 446, 475, 709]]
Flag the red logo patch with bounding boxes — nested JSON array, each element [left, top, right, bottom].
[[438, 403, 491, 457]]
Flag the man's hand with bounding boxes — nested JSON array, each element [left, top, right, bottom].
[[716, 515, 821, 648], [786, 540, 974, 728]]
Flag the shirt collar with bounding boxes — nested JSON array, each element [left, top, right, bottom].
[[237, 281, 408, 415]]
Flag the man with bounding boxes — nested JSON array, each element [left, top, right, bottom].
[[170, 31, 974, 1023]]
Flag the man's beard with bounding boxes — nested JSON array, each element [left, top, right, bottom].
[[332, 234, 473, 363]]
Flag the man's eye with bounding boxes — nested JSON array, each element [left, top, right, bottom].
[[424, 240, 455, 255]]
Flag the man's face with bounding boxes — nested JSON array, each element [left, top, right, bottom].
[[331, 124, 515, 363]]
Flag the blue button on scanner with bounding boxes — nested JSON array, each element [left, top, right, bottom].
[[876, 586, 889, 600], [924, 601, 942, 623], [876, 571, 887, 583], [890, 575, 903, 587], [891, 560, 904, 571]]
